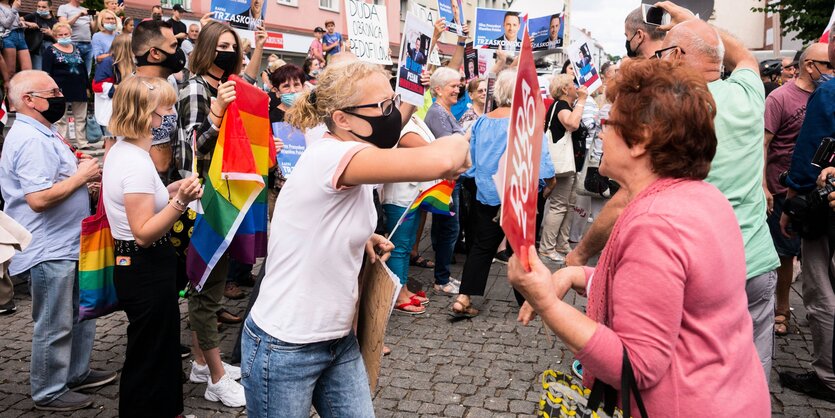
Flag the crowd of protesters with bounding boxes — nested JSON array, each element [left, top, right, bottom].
[[0, 0, 833, 416]]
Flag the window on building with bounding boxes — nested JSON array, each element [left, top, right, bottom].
[[277, 0, 298, 6], [320, 0, 339, 12]]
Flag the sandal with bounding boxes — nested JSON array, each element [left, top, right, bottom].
[[411, 290, 429, 306], [394, 298, 425, 315], [775, 310, 790, 336], [409, 255, 435, 269], [450, 300, 479, 319]]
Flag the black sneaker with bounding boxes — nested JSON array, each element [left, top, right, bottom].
[[0, 300, 15, 315], [492, 250, 509, 265], [69, 369, 118, 392], [34, 390, 93, 412], [180, 344, 191, 359], [779, 371, 835, 402]]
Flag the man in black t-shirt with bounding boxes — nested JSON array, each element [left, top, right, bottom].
[[24, 0, 59, 70], [168, 4, 187, 46]]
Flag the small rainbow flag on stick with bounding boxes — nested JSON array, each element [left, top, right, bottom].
[[388, 180, 455, 239]]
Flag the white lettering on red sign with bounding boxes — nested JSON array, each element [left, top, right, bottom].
[[507, 80, 536, 240]]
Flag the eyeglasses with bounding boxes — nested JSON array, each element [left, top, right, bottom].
[[600, 118, 621, 131], [809, 60, 834, 70], [342, 94, 401, 117], [27, 87, 63, 98], [653, 45, 685, 59], [476, 88, 487, 93]]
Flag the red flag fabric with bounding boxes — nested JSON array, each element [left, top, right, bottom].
[[499, 26, 545, 270]]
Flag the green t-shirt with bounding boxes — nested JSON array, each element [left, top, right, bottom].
[[707, 68, 780, 279]]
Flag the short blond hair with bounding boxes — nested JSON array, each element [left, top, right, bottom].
[[109, 76, 177, 139], [97, 9, 121, 32], [549, 74, 575, 99], [287, 60, 389, 131], [52, 22, 71, 35]]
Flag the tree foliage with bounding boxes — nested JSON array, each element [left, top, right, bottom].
[[753, 0, 835, 45]]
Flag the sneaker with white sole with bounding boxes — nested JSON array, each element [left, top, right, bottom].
[[539, 251, 565, 263], [204, 374, 246, 407], [189, 360, 241, 383]]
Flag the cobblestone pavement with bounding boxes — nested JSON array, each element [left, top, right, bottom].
[[1, 237, 834, 417]]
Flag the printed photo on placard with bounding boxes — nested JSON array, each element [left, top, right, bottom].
[[410, 2, 442, 65], [463, 43, 478, 81], [396, 14, 433, 106], [211, 0, 266, 31], [437, 0, 465, 36], [569, 42, 603, 95], [530, 13, 563, 50], [474, 8, 528, 53]]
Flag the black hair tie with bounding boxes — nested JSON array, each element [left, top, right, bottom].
[[308, 91, 317, 105]]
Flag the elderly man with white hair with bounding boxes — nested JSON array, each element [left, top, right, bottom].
[[0, 70, 116, 412]]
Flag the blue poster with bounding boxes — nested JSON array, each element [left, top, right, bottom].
[[437, 0, 464, 35], [474, 8, 528, 52], [272, 122, 306, 177], [211, 0, 267, 31], [529, 14, 563, 51]]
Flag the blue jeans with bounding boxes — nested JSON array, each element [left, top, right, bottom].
[[32, 40, 53, 70], [26, 260, 96, 403], [241, 317, 374, 418], [383, 204, 419, 285], [74, 41, 93, 76], [431, 182, 460, 285]]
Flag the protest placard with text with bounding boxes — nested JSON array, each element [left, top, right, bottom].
[[409, 3, 442, 66], [529, 13, 563, 51], [396, 14, 433, 106], [272, 122, 306, 178], [344, 0, 392, 65], [499, 29, 544, 269], [210, 0, 266, 31]]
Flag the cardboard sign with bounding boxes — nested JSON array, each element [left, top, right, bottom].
[[463, 43, 478, 81], [210, 0, 267, 31], [344, 0, 393, 65], [397, 14, 433, 106], [272, 122, 305, 178], [529, 13, 563, 50], [474, 7, 528, 52], [437, 0, 465, 36], [357, 259, 401, 392], [499, 29, 544, 269], [568, 41, 603, 95], [409, 3, 442, 66]]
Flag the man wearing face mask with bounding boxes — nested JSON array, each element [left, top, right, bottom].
[[0, 70, 116, 412], [623, 6, 665, 59], [131, 19, 187, 183], [764, 44, 831, 342], [151, 5, 163, 21], [23, 0, 58, 71], [778, 23, 835, 402]]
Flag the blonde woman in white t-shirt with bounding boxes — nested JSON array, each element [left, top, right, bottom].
[[102, 76, 202, 418], [242, 60, 470, 418]]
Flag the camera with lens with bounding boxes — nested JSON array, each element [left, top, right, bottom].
[[782, 137, 835, 239]]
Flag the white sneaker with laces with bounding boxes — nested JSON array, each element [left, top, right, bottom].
[[189, 360, 242, 383], [204, 374, 246, 407], [539, 251, 565, 263]]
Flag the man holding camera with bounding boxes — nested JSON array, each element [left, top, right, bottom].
[[778, 22, 835, 402]]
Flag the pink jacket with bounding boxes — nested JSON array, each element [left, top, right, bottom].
[[576, 179, 770, 417]]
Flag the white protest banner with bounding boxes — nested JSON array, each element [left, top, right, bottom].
[[344, 0, 393, 65], [409, 2, 442, 66], [396, 14, 433, 106]]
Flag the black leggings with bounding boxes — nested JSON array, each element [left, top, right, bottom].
[[113, 240, 183, 418]]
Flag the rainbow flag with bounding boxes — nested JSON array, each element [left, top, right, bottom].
[[186, 75, 276, 291], [404, 180, 455, 220]]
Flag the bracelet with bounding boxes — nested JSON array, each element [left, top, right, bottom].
[[457, 41, 466, 47], [210, 108, 222, 119], [170, 199, 187, 213]]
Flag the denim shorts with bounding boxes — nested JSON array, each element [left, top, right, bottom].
[[3, 29, 27, 51]]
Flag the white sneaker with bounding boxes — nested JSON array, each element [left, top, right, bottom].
[[204, 374, 246, 407], [189, 360, 242, 383], [539, 251, 565, 263]]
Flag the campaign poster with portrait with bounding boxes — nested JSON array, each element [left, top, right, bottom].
[[272, 122, 306, 177], [409, 2, 442, 66], [396, 14, 433, 106], [474, 7, 528, 52], [437, 0, 465, 36], [463, 43, 478, 81], [568, 41, 603, 95], [211, 0, 266, 31], [529, 13, 563, 51]]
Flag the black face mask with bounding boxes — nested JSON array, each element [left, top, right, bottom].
[[136, 47, 186, 74], [625, 31, 643, 58], [345, 106, 402, 149], [152, 13, 162, 20], [213, 51, 239, 78], [39, 96, 66, 124]]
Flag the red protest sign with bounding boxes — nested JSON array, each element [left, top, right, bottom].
[[499, 27, 545, 270]]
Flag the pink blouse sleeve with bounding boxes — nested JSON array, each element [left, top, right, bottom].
[[575, 214, 688, 390]]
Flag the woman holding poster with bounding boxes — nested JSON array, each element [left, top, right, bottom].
[[242, 60, 471, 417]]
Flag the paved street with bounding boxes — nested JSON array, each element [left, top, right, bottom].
[[1, 233, 834, 417]]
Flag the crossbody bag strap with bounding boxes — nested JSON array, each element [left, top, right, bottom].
[[546, 102, 559, 134], [621, 347, 650, 418]]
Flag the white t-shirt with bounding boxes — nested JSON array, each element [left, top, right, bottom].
[[382, 117, 437, 207], [103, 140, 169, 241], [251, 137, 376, 344]]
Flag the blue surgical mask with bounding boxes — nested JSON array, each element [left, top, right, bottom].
[[815, 73, 834, 88], [152, 113, 177, 142], [103, 23, 117, 32], [280, 92, 298, 107], [57, 37, 72, 46], [36, 10, 50, 17], [311, 69, 320, 77]]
